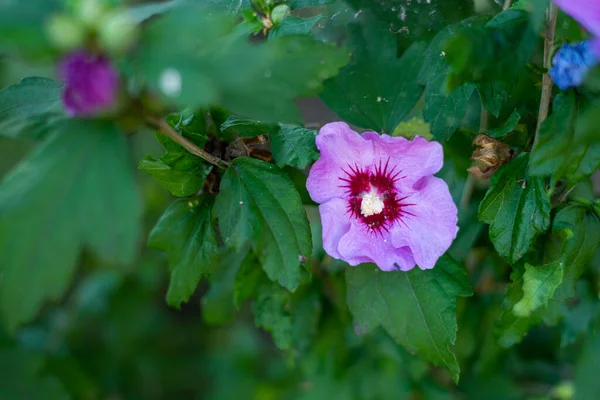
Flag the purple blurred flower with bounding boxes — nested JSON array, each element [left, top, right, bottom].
[[306, 122, 458, 272], [59, 50, 120, 117]]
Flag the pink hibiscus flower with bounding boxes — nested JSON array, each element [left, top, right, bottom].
[[306, 122, 458, 272]]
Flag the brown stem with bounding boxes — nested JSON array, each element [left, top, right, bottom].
[[461, 105, 488, 207], [503, 0, 512, 11], [533, 4, 558, 147], [147, 116, 229, 169]]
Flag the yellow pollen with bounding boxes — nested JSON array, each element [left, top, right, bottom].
[[361, 189, 384, 217]]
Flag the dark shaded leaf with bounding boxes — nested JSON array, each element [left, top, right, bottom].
[[320, 15, 425, 133], [487, 109, 521, 138], [530, 93, 600, 182], [0, 348, 68, 400], [148, 196, 219, 308], [202, 246, 251, 324], [574, 331, 600, 400], [552, 205, 600, 300]]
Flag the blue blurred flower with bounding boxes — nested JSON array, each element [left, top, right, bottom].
[[550, 41, 600, 91]]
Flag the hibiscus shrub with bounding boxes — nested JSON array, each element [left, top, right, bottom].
[[1, 0, 600, 398]]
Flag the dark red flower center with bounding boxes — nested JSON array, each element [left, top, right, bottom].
[[339, 159, 414, 234]]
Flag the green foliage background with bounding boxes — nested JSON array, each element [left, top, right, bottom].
[[1, 0, 600, 399]]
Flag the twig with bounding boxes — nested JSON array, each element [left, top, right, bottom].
[[533, 4, 558, 148], [503, 0, 512, 11], [146, 116, 230, 169]]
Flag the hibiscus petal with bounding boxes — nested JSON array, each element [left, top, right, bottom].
[[391, 176, 458, 270], [319, 198, 352, 261], [337, 221, 416, 271], [361, 131, 444, 187], [307, 122, 374, 203], [555, 0, 600, 38]]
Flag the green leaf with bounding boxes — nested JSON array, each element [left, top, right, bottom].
[[200, 0, 251, 14], [418, 17, 487, 140], [552, 205, 600, 300], [487, 109, 521, 138], [345, 255, 472, 383], [138, 7, 348, 122], [214, 157, 312, 290], [495, 264, 556, 347], [575, 100, 600, 145], [220, 116, 277, 138], [125, 0, 184, 23], [202, 246, 251, 325], [391, 118, 432, 140], [479, 153, 551, 264], [138, 157, 211, 197], [0, 0, 60, 58], [289, 0, 335, 8], [234, 254, 265, 307], [264, 34, 350, 100], [0, 120, 142, 331], [320, 16, 425, 133], [347, 0, 474, 42], [252, 281, 322, 352], [530, 93, 600, 182], [0, 77, 64, 139], [270, 125, 319, 169], [561, 284, 600, 346], [148, 196, 219, 308], [422, 83, 476, 141], [288, 286, 322, 354], [513, 261, 563, 317], [270, 16, 322, 39], [0, 348, 68, 400], [127, 0, 250, 23], [477, 81, 509, 118], [574, 331, 600, 400], [444, 5, 546, 91], [253, 283, 294, 350], [139, 114, 212, 197]]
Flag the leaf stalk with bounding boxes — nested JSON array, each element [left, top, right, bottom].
[[146, 116, 230, 169]]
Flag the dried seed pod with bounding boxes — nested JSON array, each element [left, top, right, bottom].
[[468, 134, 514, 179]]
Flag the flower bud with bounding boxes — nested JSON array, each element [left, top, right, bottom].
[[59, 50, 121, 117], [271, 4, 291, 25], [46, 14, 87, 51], [98, 11, 137, 53], [75, 0, 109, 29], [468, 134, 513, 179]]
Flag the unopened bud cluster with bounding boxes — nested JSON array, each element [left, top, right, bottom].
[[47, 0, 137, 54]]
